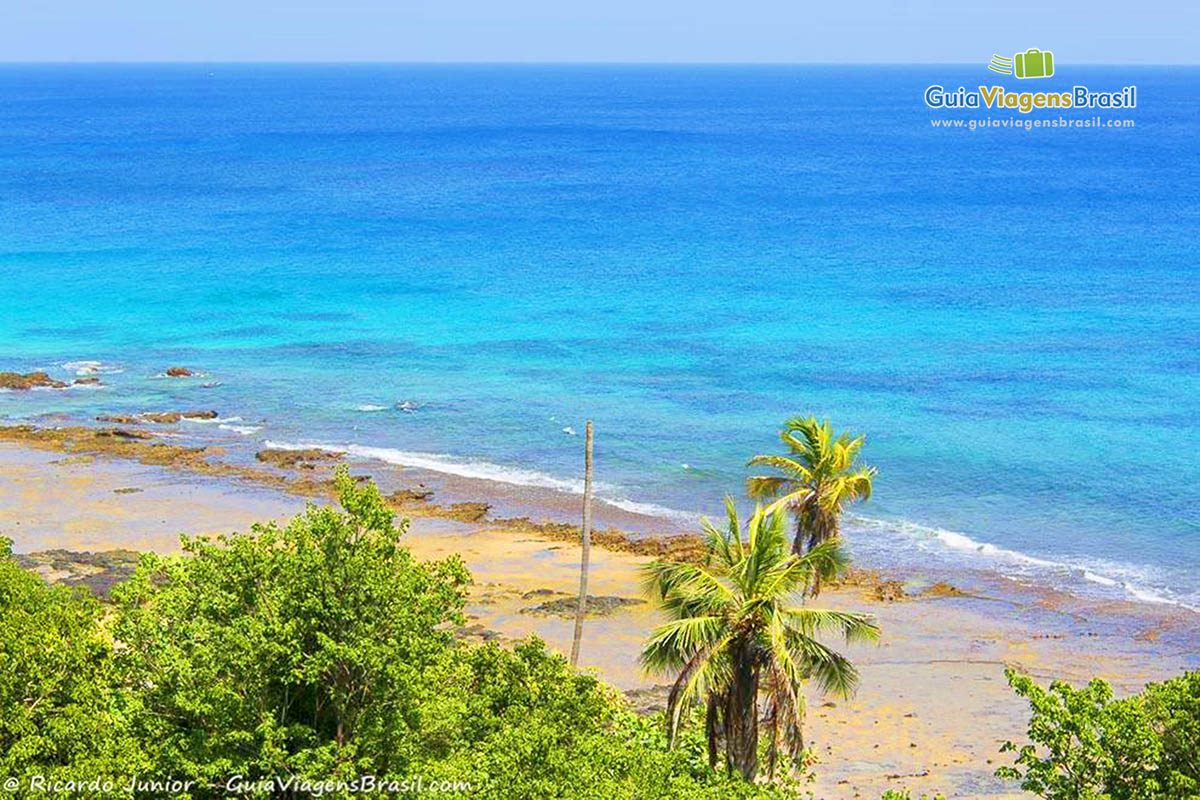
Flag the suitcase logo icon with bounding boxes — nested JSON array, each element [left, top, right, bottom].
[[988, 49, 1055, 79]]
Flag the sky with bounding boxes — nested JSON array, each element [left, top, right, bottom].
[[1, 0, 1196, 63]]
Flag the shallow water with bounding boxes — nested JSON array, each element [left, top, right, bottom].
[[1, 64, 1197, 609]]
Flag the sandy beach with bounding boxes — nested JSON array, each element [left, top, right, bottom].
[[2, 431, 1196, 800]]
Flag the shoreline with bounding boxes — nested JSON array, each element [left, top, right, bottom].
[[2, 428, 1199, 798], [1, 418, 1195, 627]]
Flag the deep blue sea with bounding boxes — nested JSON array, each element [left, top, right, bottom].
[[1, 64, 1197, 609]]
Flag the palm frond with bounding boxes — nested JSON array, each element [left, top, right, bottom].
[[763, 613, 808, 759], [641, 560, 731, 610], [639, 615, 728, 674], [785, 629, 865, 698], [746, 475, 795, 502], [747, 454, 812, 481], [762, 488, 814, 519], [699, 495, 744, 568], [782, 607, 879, 645], [794, 538, 852, 584], [663, 638, 730, 748]]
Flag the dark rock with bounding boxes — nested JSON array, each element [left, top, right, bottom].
[[520, 594, 645, 618], [95, 428, 155, 440], [445, 502, 489, 523], [623, 685, 670, 715], [921, 581, 971, 598], [255, 448, 343, 469], [139, 410, 218, 424], [0, 371, 68, 390], [97, 410, 217, 424], [454, 622, 506, 643], [96, 414, 142, 424], [16, 549, 142, 601], [73, 377, 102, 385], [165, 366, 194, 377], [871, 580, 909, 602], [388, 487, 435, 504]]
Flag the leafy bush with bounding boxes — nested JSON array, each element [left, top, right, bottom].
[[0, 538, 142, 782], [112, 469, 471, 787], [414, 639, 795, 799], [0, 469, 790, 798], [997, 667, 1200, 800]]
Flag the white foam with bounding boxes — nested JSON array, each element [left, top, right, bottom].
[[262, 439, 700, 524], [219, 423, 261, 435], [151, 371, 208, 380], [602, 497, 703, 525], [1123, 582, 1176, 606], [182, 415, 242, 425], [355, 405, 388, 412], [847, 514, 1199, 613], [62, 360, 123, 376], [1082, 570, 1119, 587], [252, 438, 1196, 611]]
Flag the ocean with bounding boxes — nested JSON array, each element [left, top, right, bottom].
[[1, 64, 1197, 609]]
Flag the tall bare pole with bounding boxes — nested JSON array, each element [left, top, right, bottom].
[[569, 420, 594, 667]]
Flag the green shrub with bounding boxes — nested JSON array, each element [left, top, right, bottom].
[[111, 469, 471, 789], [997, 667, 1200, 799], [0, 538, 143, 786], [0, 469, 790, 798]]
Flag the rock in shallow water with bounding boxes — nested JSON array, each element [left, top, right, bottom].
[[255, 448, 344, 469], [520, 595, 645, 618], [0, 371, 68, 390]]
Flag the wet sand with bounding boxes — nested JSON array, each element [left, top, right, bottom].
[[1, 439, 1196, 799]]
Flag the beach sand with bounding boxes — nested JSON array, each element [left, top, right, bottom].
[[2, 439, 1196, 800]]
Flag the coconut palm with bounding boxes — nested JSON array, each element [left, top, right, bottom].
[[640, 499, 878, 781], [747, 415, 876, 558]]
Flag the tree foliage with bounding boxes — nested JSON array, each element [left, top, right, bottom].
[[0, 539, 142, 784], [997, 667, 1200, 800], [746, 415, 875, 562], [0, 469, 791, 799], [641, 499, 878, 781]]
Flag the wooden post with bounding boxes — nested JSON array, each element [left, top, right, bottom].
[[569, 420, 594, 668]]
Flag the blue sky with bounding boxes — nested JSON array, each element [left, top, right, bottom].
[[2, 0, 1196, 63]]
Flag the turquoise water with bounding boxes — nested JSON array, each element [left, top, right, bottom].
[[1, 64, 1197, 608]]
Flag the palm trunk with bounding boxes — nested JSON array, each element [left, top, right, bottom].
[[705, 692, 721, 769], [796, 502, 839, 595], [569, 420, 594, 667], [724, 640, 759, 781]]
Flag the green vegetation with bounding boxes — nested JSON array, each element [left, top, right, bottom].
[[746, 416, 875, 562], [5, 413, 1191, 798], [0, 539, 142, 784], [640, 499, 878, 781], [0, 469, 791, 798], [998, 668, 1200, 800]]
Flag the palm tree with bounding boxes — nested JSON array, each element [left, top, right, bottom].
[[640, 500, 878, 781], [747, 415, 876, 557]]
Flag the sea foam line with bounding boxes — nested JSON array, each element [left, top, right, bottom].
[[262, 439, 1192, 611], [262, 439, 700, 524], [61, 360, 124, 376], [846, 514, 1199, 612]]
